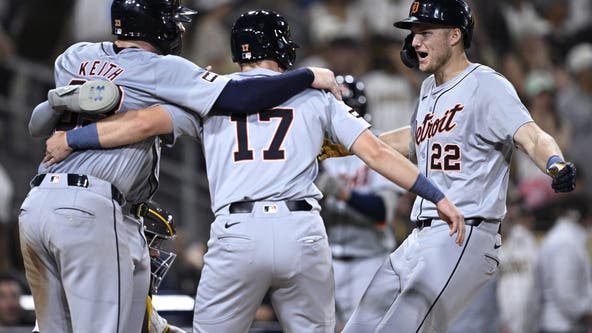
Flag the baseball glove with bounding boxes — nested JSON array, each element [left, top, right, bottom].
[[318, 138, 351, 161]]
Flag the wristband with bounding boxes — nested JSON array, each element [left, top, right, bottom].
[[546, 155, 563, 171], [66, 123, 100, 149], [410, 173, 445, 204]]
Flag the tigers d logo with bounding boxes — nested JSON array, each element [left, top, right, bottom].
[[410, 2, 420, 14]]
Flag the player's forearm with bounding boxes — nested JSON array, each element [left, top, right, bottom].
[[378, 126, 412, 157], [353, 131, 420, 191], [515, 122, 564, 173], [29, 101, 62, 138], [94, 106, 172, 148], [354, 130, 445, 204]]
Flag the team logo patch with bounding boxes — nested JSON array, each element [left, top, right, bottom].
[[242, 52, 252, 60], [242, 44, 250, 52], [49, 175, 61, 183], [411, 2, 420, 14], [114, 19, 122, 27], [348, 109, 361, 118], [263, 205, 278, 214], [201, 71, 218, 83]]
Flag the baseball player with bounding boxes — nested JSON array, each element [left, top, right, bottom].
[[20, 1, 342, 332], [30, 201, 186, 333], [342, 1, 577, 332], [40, 9, 464, 333], [316, 75, 401, 329]]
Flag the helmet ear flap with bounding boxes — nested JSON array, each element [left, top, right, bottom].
[[400, 34, 419, 68]]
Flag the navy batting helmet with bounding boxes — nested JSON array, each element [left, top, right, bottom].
[[394, 0, 474, 49], [336, 75, 369, 121], [111, 0, 197, 56], [230, 9, 299, 70]]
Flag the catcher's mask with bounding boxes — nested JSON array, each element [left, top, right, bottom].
[[230, 9, 299, 70], [336, 75, 370, 122], [143, 202, 177, 294], [111, 0, 197, 55]]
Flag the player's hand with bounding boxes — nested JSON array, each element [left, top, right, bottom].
[[43, 131, 73, 166], [307, 67, 342, 101], [436, 197, 465, 246], [318, 138, 352, 161], [548, 161, 576, 192]]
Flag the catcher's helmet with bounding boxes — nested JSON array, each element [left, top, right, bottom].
[[394, 0, 474, 49], [111, 0, 197, 56], [143, 201, 177, 294], [336, 75, 369, 121], [230, 9, 299, 70]]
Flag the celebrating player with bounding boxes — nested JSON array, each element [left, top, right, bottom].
[[342, 0, 577, 332], [20, 0, 343, 332], [40, 9, 463, 333]]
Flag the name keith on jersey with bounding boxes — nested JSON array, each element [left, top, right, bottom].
[[78, 60, 124, 81], [415, 103, 464, 145]]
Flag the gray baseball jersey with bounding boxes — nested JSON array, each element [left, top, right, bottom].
[[19, 41, 228, 333], [410, 63, 532, 222], [344, 63, 533, 333], [192, 68, 369, 333], [43, 41, 229, 203]]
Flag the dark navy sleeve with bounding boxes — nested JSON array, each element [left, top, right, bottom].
[[213, 68, 314, 114], [346, 190, 387, 221]]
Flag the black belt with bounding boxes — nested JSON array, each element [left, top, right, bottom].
[[31, 174, 125, 206], [127, 202, 148, 218], [229, 200, 312, 214], [332, 255, 359, 262], [416, 218, 487, 230]]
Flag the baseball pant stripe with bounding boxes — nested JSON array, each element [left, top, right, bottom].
[[112, 199, 122, 332], [415, 226, 474, 332]]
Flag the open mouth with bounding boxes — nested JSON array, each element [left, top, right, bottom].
[[418, 51, 428, 59]]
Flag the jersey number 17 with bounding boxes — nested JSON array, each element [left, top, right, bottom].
[[231, 108, 294, 162]]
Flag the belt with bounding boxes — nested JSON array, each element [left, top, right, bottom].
[[416, 218, 487, 230], [332, 255, 359, 262], [229, 200, 313, 214], [127, 202, 148, 218], [31, 174, 125, 206]]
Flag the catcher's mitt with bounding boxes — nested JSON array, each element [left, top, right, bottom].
[[318, 138, 352, 161]]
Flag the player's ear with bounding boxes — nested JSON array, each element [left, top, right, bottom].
[[449, 28, 463, 48]]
